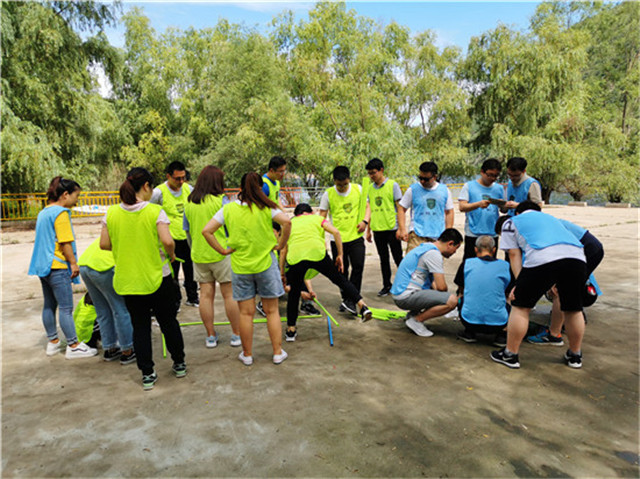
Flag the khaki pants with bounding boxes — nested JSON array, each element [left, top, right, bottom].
[[406, 231, 437, 253]]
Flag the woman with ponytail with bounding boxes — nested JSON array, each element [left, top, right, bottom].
[[100, 167, 186, 390], [29, 176, 98, 359], [184, 166, 241, 349], [203, 171, 291, 366]]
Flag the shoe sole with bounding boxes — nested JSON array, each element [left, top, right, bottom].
[[273, 354, 288, 364], [120, 358, 136, 365], [103, 355, 122, 362], [406, 320, 433, 337], [490, 353, 520, 369], [564, 354, 582, 369], [340, 303, 358, 315], [230, 342, 242, 347], [238, 354, 253, 366], [143, 381, 157, 391], [205, 343, 218, 349], [457, 336, 477, 343], [285, 336, 296, 342], [173, 371, 187, 378], [527, 340, 564, 346], [65, 352, 98, 359], [360, 312, 372, 323]]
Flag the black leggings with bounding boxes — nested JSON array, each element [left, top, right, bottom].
[[330, 237, 365, 299], [286, 254, 362, 327]]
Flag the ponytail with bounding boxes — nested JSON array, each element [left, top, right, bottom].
[[120, 167, 154, 205], [46, 176, 81, 203], [239, 172, 277, 210]]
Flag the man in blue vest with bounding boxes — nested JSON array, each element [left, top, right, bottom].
[[397, 161, 454, 253], [454, 235, 511, 346], [501, 157, 542, 216], [391, 228, 462, 337], [151, 161, 198, 308], [491, 201, 587, 369]]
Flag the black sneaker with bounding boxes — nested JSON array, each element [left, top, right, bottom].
[[457, 330, 477, 343], [490, 348, 520, 369], [285, 328, 297, 342], [338, 304, 346, 312], [300, 301, 321, 316], [185, 300, 199, 307], [492, 332, 507, 347], [103, 347, 122, 362], [120, 351, 136, 365], [172, 362, 187, 378], [256, 301, 266, 317], [359, 306, 372, 322], [340, 299, 358, 315], [142, 371, 158, 391], [564, 349, 582, 369], [377, 286, 391, 297]]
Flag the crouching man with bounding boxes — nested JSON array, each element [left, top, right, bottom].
[[391, 228, 462, 337]]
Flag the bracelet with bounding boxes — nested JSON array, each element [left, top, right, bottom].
[[362, 220, 369, 225]]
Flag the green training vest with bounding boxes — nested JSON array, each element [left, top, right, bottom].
[[327, 185, 363, 243], [107, 204, 165, 295], [223, 202, 277, 274], [368, 179, 397, 232], [184, 194, 227, 263], [287, 214, 326, 265], [158, 182, 190, 240], [263, 175, 280, 204], [78, 237, 115, 272]]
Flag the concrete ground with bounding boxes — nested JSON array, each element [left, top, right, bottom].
[[1, 205, 638, 478]]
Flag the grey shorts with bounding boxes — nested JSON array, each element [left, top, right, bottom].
[[393, 289, 451, 314], [194, 256, 232, 284], [231, 252, 285, 302]]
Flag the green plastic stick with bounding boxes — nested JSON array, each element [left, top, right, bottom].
[[313, 298, 339, 327]]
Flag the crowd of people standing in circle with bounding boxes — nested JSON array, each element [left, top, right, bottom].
[[29, 155, 602, 390]]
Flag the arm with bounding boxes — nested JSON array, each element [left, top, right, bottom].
[[318, 209, 328, 218], [100, 224, 112, 251], [202, 218, 233, 256], [445, 208, 454, 229], [323, 222, 344, 272], [60, 242, 79, 279], [273, 211, 291, 251], [157, 223, 176, 262], [279, 244, 288, 279], [357, 202, 371, 233], [508, 249, 523, 279], [396, 205, 408, 241], [458, 199, 489, 213], [432, 272, 448, 292]]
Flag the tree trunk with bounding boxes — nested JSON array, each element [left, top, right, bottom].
[[541, 187, 552, 204]]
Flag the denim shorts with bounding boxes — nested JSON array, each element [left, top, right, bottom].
[[231, 252, 285, 301]]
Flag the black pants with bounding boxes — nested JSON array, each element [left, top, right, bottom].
[[124, 276, 185, 375], [172, 239, 198, 303], [373, 230, 403, 289], [286, 255, 362, 327], [330, 236, 365, 300]]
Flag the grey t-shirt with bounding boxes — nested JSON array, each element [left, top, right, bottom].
[[393, 248, 444, 300]]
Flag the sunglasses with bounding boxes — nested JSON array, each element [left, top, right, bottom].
[[418, 175, 435, 182]]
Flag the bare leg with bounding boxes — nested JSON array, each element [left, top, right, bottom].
[[261, 297, 283, 355], [220, 282, 240, 336], [549, 295, 565, 336], [198, 282, 216, 337], [563, 310, 585, 354], [237, 298, 255, 357], [506, 306, 530, 354], [415, 294, 457, 322]]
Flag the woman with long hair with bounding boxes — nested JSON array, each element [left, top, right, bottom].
[[100, 167, 186, 390], [203, 171, 291, 366], [184, 166, 241, 348], [28, 176, 98, 359]]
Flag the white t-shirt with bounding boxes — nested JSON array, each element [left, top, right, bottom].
[[398, 182, 454, 233], [393, 248, 444, 300], [500, 211, 585, 268], [150, 182, 193, 205], [212, 200, 281, 225]]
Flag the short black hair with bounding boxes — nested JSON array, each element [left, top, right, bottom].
[[419, 161, 438, 175], [481, 158, 502, 172], [438, 228, 463, 245], [268, 156, 287, 171], [494, 215, 510, 236], [365, 158, 384, 171], [166, 161, 186, 175], [293, 203, 313, 216], [506, 157, 527, 172], [333, 166, 350, 181], [515, 200, 541, 215]]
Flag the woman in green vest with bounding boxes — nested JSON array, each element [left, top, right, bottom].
[[100, 167, 186, 391], [281, 203, 372, 342], [184, 166, 241, 349], [202, 172, 291, 366]]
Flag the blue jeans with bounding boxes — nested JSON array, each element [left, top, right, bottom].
[[39, 269, 78, 344], [80, 266, 133, 350]]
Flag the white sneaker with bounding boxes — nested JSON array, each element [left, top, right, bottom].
[[65, 342, 98, 359], [273, 349, 288, 365], [405, 317, 434, 337], [46, 341, 61, 356], [205, 335, 218, 348], [238, 351, 253, 366], [444, 310, 459, 320], [229, 334, 242, 347]]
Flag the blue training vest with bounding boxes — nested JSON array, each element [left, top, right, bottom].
[[390, 242, 438, 296], [461, 257, 511, 326], [28, 205, 80, 283], [506, 177, 539, 216], [558, 218, 587, 241], [511, 211, 583, 249], [410, 183, 449, 238], [466, 180, 504, 235]]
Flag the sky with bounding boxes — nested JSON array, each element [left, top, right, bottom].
[[102, 1, 542, 51]]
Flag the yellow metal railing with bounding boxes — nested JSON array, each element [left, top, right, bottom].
[[1, 184, 467, 222]]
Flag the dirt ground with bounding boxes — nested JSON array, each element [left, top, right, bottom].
[[1, 205, 638, 478]]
